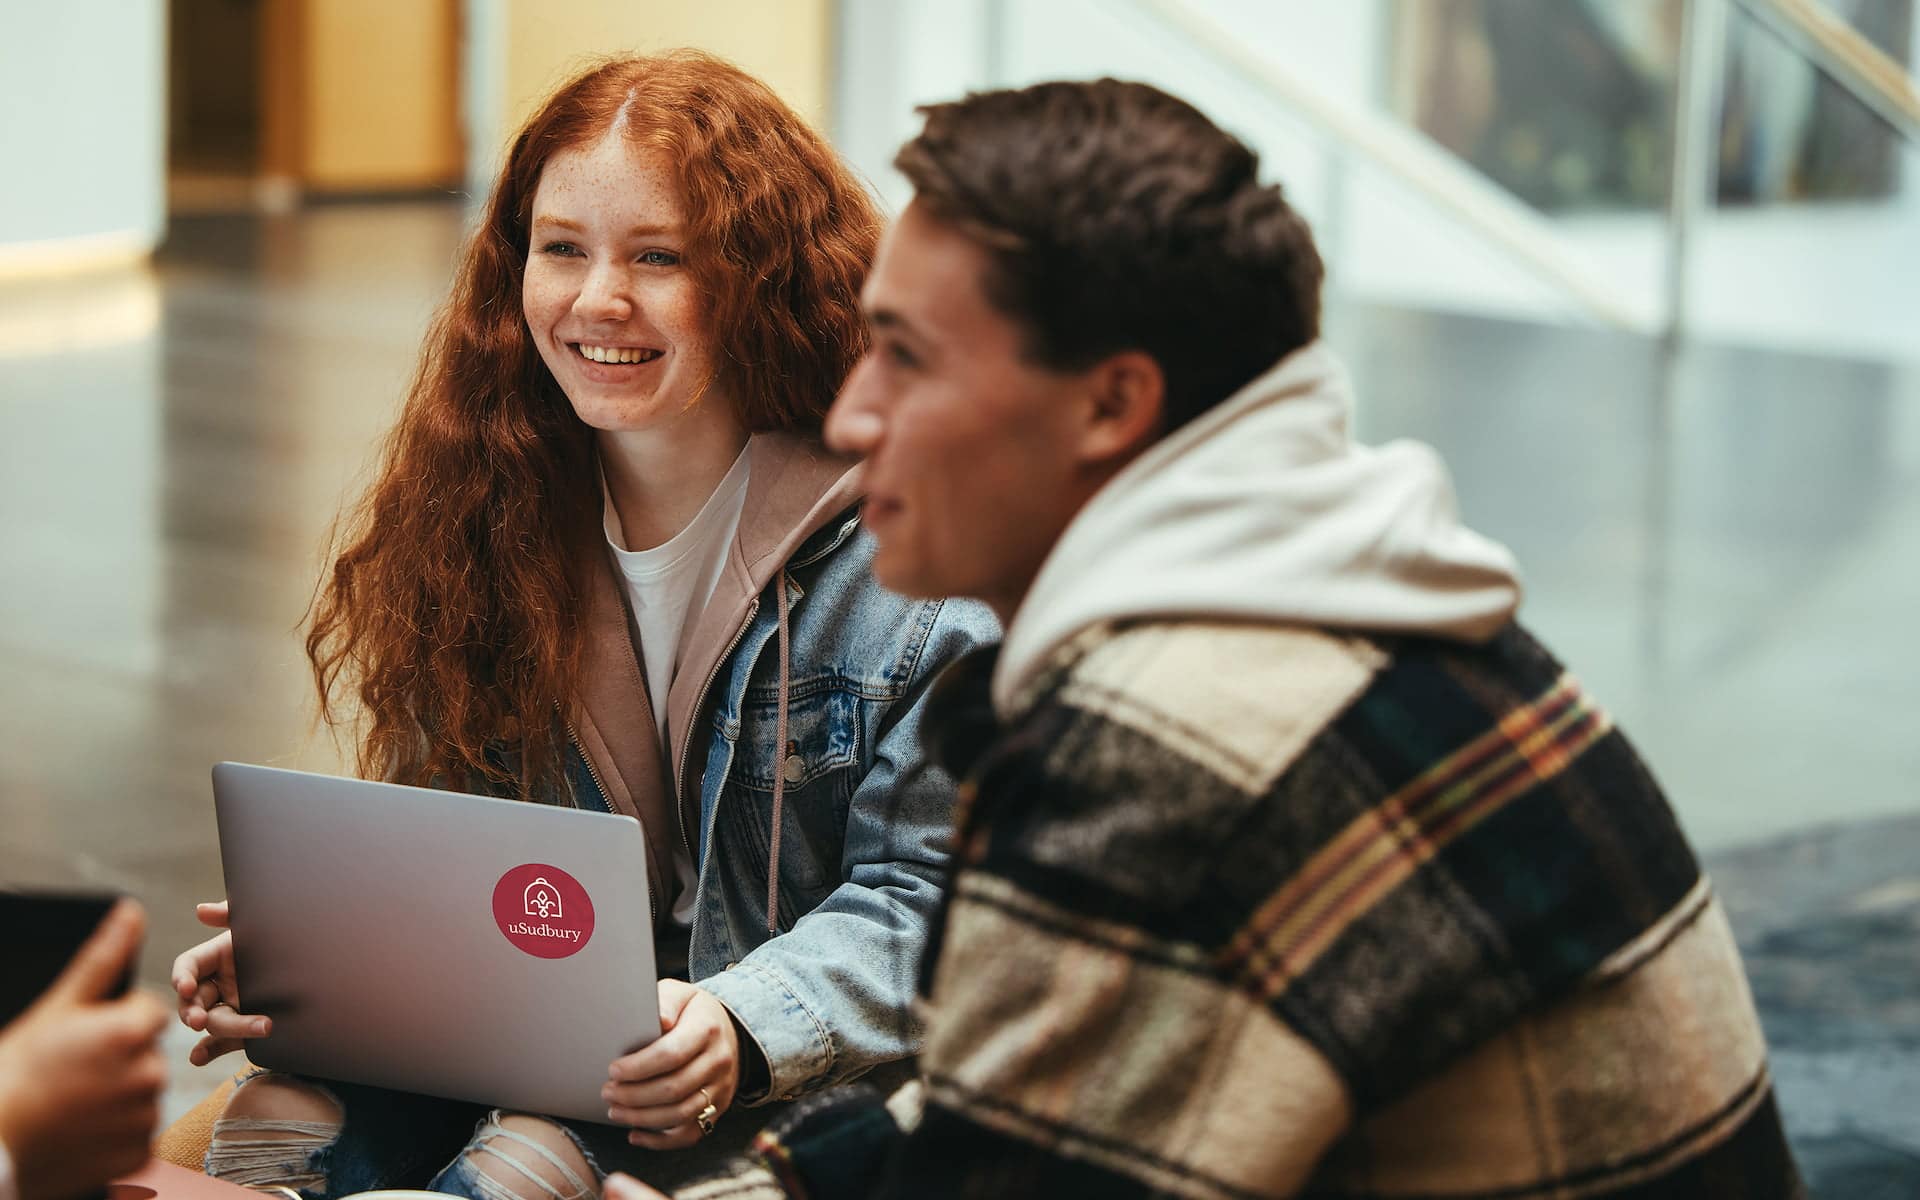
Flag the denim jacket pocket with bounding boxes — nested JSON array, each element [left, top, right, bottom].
[[711, 681, 862, 897]]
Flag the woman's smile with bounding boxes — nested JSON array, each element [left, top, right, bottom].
[[574, 343, 664, 365]]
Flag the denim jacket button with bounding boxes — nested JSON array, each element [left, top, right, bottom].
[[781, 754, 806, 785]]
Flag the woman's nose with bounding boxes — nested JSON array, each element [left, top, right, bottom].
[[574, 262, 632, 320]]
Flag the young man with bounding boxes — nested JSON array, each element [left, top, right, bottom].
[[611, 79, 1801, 1200]]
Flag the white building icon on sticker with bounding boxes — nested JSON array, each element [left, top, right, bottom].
[[524, 877, 562, 920]]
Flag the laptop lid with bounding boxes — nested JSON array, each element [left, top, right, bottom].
[[212, 761, 659, 1124]]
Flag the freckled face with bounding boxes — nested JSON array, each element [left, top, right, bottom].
[[522, 135, 732, 442]]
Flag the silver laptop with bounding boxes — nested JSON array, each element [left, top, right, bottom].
[[212, 761, 659, 1123]]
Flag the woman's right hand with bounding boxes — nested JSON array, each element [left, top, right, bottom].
[[169, 900, 272, 1065]]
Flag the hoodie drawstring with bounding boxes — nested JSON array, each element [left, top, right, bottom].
[[766, 571, 792, 933]]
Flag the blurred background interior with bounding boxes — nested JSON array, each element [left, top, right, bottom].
[[1, 1, 1915, 1194]]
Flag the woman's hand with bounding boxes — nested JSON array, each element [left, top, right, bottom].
[[169, 900, 272, 1065], [603, 980, 741, 1149]]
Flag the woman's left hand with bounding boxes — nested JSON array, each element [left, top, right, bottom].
[[604, 979, 740, 1148]]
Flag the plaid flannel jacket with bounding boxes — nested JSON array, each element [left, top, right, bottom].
[[683, 619, 1803, 1200]]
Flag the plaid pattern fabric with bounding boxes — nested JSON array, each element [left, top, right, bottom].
[[683, 620, 1801, 1199], [1220, 669, 1616, 996]]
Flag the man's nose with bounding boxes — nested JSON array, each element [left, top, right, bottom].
[[825, 357, 885, 456]]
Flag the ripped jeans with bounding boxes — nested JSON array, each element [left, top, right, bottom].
[[206, 1071, 774, 1200]]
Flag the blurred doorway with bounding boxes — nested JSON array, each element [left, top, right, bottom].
[[167, 0, 465, 215], [168, 0, 267, 212]]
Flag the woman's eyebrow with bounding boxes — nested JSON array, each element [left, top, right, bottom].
[[530, 215, 681, 238]]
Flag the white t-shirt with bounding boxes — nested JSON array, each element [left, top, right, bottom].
[[602, 447, 752, 927]]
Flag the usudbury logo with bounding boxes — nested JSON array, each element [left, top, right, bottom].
[[492, 863, 595, 959]]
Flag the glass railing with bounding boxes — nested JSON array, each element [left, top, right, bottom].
[[832, 0, 1920, 364]]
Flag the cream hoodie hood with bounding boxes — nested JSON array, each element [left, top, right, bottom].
[[993, 341, 1524, 716]]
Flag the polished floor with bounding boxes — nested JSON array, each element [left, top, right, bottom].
[[2, 201, 1916, 1190]]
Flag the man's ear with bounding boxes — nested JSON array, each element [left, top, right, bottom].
[[1077, 350, 1165, 467]]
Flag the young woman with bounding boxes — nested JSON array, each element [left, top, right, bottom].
[[169, 51, 994, 1199]]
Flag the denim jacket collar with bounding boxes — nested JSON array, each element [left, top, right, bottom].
[[665, 433, 862, 794], [571, 432, 863, 913]]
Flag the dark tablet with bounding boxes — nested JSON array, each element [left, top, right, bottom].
[[0, 889, 131, 1023]]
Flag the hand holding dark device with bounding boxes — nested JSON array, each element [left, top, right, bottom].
[[0, 894, 168, 1200]]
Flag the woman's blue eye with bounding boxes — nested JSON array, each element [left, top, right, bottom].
[[539, 242, 579, 257], [640, 250, 679, 267]]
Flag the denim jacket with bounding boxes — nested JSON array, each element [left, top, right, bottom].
[[561, 433, 998, 1104]]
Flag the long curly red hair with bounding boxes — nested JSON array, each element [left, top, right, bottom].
[[307, 51, 882, 798]]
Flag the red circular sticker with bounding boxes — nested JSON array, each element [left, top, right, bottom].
[[492, 863, 595, 959]]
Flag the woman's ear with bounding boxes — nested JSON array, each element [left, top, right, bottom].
[[1077, 350, 1166, 468]]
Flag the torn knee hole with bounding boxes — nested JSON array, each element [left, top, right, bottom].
[[462, 1114, 596, 1200], [206, 1074, 342, 1189], [222, 1073, 345, 1128]]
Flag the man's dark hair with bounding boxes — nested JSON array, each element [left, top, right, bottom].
[[895, 78, 1324, 433]]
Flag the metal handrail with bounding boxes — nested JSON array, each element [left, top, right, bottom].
[[1733, 0, 1920, 145], [1666, 0, 1732, 340], [1125, 0, 1646, 332]]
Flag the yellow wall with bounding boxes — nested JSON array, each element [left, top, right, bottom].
[[292, 0, 464, 191], [249, 0, 833, 196], [500, 0, 834, 147]]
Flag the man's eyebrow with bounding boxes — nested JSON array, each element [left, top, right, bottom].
[[866, 307, 917, 336]]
